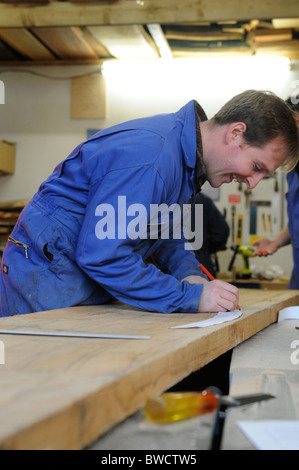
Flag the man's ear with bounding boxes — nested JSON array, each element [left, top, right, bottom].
[[226, 122, 247, 145]]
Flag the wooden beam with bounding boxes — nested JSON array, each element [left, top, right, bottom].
[[171, 43, 299, 59], [0, 28, 55, 60], [31, 26, 98, 59], [0, 58, 107, 66], [254, 39, 299, 58], [0, 0, 298, 28], [273, 18, 299, 28], [247, 28, 293, 43], [165, 29, 244, 41], [0, 290, 298, 449], [79, 28, 112, 58], [147, 24, 173, 59], [1, 0, 49, 3], [87, 25, 158, 59], [171, 48, 252, 59]]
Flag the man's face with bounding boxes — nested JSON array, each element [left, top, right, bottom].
[[206, 134, 287, 189]]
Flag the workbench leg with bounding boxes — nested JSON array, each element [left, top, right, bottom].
[[167, 349, 233, 450], [167, 349, 233, 395]]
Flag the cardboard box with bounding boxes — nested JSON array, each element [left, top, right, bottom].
[[0, 141, 16, 176]]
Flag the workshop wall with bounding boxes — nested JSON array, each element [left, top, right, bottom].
[[0, 57, 298, 276]]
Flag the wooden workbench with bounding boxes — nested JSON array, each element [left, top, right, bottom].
[[0, 289, 298, 450], [221, 316, 299, 449]]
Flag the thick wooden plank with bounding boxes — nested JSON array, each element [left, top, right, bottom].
[[2, 0, 49, 3], [0, 58, 105, 66], [253, 39, 299, 58], [249, 28, 293, 43], [0, 39, 20, 60], [79, 27, 112, 58], [0, 0, 298, 28], [87, 25, 158, 59], [0, 28, 54, 60], [273, 18, 299, 28], [171, 48, 251, 58], [147, 24, 173, 59], [0, 289, 298, 449], [31, 26, 98, 59], [165, 29, 244, 41]]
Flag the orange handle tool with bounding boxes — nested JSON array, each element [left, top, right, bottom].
[[145, 390, 218, 424]]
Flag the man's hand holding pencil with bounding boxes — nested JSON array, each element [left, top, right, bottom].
[[181, 264, 239, 313], [198, 264, 239, 312]]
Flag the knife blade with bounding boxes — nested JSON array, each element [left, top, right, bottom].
[[220, 392, 275, 407]]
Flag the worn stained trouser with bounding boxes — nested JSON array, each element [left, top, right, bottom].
[[0, 193, 112, 316]]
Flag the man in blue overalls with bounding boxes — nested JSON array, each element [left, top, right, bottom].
[[253, 97, 299, 289], [1, 90, 298, 316]]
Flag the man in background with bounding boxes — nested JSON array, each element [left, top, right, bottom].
[[253, 97, 299, 289]]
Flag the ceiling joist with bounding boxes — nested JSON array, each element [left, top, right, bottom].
[[0, 0, 298, 29], [0, 1, 298, 65]]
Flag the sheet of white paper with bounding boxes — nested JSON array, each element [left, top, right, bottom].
[[170, 310, 242, 329], [278, 305, 299, 322], [238, 420, 299, 450]]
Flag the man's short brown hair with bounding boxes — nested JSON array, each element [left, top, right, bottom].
[[212, 90, 299, 171]]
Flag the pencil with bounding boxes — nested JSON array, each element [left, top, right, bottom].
[[199, 263, 215, 280], [199, 264, 240, 310]]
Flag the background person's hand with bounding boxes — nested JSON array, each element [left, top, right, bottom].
[[252, 238, 278, 256]]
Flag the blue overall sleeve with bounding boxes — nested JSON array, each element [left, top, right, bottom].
[[76, 166, 204, 313], [287, 170, 299, 289]]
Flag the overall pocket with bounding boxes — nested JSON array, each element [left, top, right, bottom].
[[36, 226, 99, 311]]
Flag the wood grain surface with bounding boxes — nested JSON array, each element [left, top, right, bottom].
[[0, 289, 298, 449]]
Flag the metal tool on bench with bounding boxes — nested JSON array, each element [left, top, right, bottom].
[[145, 388, 275, 424], [0, 329, 150, 340]]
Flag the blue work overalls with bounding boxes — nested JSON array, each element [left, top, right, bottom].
[[0, 100, 207, 316], [287, 169, 299, 289]]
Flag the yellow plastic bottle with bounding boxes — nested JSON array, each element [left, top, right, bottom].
[[145, 390, 218, 424]]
